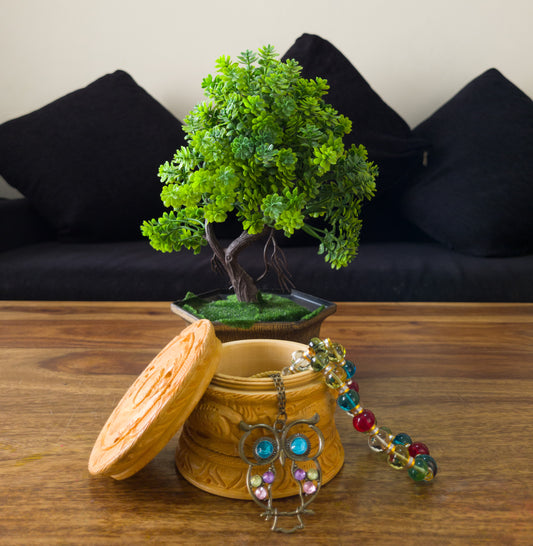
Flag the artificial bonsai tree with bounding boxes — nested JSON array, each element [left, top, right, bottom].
[[142, 45, 377, 304]]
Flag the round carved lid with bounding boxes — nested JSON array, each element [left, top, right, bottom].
[[88, 319, 221, 479]]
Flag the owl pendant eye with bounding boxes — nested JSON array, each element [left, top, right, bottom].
[[287, 433, 311, 458], [254, 437, 278, 462], [238, 413, 324, 533]]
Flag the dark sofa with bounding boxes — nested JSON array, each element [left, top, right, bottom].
[[1, 35, 532, 302]]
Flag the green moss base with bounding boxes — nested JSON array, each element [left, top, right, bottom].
[[181, 292, 324, 329]]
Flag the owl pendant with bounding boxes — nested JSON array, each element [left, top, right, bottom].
[[238, 413, 324, 533]]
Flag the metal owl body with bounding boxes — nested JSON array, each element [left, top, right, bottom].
[[238, 413, 324, 533]]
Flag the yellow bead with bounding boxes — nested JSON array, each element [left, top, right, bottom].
[[324, 365, 347, 389], [250, 474, 263, 488], [388, 444, 410, 469]]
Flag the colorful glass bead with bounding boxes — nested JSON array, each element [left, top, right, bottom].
[[368, 428, 392, 453], [325, 366, 347, 389], [307, 467, 319, 481], [291, 350, 305, 362], [342, 360, 356, 378], [250, 474, 263, 488], [337, 388, 360, 411], [309, 337, 326, 352], [293, 468, 307, 481], [254, 486, 268, 500], [303, 481, 317, 495], [408, 442, 430, 457], [408, 456, 430, 482], [418, 454, 438, 479], [388, 444, 410, 469], [311, 351, 329, 372], [291, 350, 311, 372], [327, 341, 346, 361], [255, 438, 275, 460], [353, 409, 376, 433], [393, 433, 412, 446], [262, 470, 275, 484], [347, 379, 359, 392]]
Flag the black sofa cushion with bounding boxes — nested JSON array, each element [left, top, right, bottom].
[[402, 69, 533, 257], [0, 198, 53, 252], [0, 70, 185, 242], [282, 34, 429, 242], [1, 238, 532, 302]]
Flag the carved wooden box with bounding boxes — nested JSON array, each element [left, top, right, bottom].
[[89, 321, 344, 499], [176, 339, 344, 499]]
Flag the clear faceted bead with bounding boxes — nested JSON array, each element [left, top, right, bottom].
[[368, 428, 392, 453]]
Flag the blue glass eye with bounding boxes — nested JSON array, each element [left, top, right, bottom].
[[254, 438, 275, 460], [288, 434, 310, 457]]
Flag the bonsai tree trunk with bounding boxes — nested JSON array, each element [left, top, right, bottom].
[[205, 221, 269, 302]]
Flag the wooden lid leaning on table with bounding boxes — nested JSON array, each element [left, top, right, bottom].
[[88, 319, 222, 480]]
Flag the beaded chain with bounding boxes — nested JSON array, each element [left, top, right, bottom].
[[286, 337, 438, 483]]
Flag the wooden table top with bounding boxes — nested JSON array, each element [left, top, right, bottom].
[[1, 301, 532, 545]]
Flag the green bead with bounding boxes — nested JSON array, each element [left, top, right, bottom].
[[418, 454, 438, 480], [311, 351, 329, 371], [388, 444, 410, 469], [307, 467, 319, 481], [309, 337, 326, 352], [250, 474, 263, 488], [408, 456, 429, 482]]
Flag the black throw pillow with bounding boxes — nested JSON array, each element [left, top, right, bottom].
[[281, 34, 429, 242], [401, 69, 533, 257], [0, 70, 185, 241]]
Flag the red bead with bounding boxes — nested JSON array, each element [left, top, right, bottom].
[[347, 380, 359, 392], [353, 409, 375, 432], [408, 442, 430, 457]]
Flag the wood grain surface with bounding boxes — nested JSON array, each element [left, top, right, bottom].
[[1, 301, 532, 545]]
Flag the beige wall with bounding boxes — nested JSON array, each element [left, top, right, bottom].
[[1, 0, 532, 196]]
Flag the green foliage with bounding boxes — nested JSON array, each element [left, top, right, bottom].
[[142, 45, 378, 270]]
